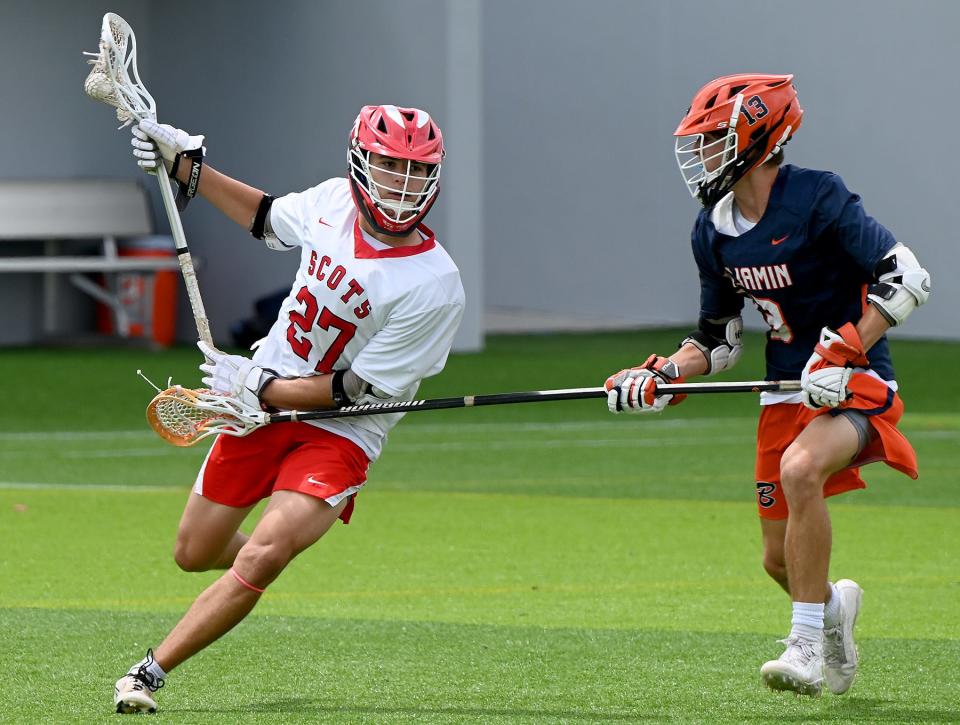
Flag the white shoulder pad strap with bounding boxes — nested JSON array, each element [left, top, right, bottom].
[[866, 244, 931, 326]]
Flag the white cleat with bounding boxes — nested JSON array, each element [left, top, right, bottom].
[[823, 578, 863, 695], [761, 635, 824, 696], [115, 648, 165, 714], [114, 673, 158, 713]]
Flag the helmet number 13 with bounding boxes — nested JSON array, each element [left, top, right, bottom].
[[739, 95, 769, 126]]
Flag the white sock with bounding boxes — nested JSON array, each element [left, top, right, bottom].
[[128, 649, 167, 686], [823, 582, 842, 628], [790, 601, 824, 644]]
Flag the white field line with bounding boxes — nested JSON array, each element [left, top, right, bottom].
[[0, 417, 752, 443], [1, 426, 954, 461], [0, 413, 960, 443], [0, 435, 755, 460], [2, 416, 955, 443], [391, 429, 957, 450], [0, 481, 175, 492], [58, 447, 184, 459], [0, 430, 155, 442], [399, 417, 756, 433], [388, 435, 753, 452]]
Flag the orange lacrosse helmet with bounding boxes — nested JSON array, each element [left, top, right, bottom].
[[674, 73, 803, 207]]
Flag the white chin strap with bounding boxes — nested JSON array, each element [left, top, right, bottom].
[[376, 198, 419, 216]]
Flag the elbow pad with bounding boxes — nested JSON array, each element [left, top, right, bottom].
[[330, 369, 388, 408], [681, 315, 743, 375], [866, 244, 931, 326], [250, 194, 294, 251]]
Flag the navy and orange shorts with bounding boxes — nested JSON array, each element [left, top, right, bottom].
[[754, 375, 917, 520], [193, 422, 370, 524]]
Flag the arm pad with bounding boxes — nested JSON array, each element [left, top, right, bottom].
[[681, 315, 743, 375], [330, 369, 376, 408], [866, 244, 931, 326], [250, 194, 294, 251], [250, 194, 274, 240]]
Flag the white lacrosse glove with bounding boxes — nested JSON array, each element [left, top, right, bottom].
[[803, 366, 854, 409], [800, 324, 867, 409], [605, 355, 686, 414], [197, 341, 277, 411], [131, 119, 205, 175]]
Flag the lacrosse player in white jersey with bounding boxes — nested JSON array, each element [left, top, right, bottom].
[[112, 105, 464, 714]]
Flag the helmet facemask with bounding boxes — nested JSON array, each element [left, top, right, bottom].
[[675, 132, 739, 202], [349, 143, 440, 233]]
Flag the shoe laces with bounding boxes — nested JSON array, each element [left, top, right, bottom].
[[822, 624, 845, 665], [777, 635, 819, 665], [130, 648, 165, 692]]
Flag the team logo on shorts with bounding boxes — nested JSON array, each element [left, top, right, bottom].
[[756, 481, 777, 509]]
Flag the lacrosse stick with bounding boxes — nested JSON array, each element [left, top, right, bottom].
[[83, 12, 213, 346], [146, 380, 802, 447], [146, 386, 267, 446]]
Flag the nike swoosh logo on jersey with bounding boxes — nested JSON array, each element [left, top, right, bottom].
[[771, 235, 789, 246], [306, 476, 329, 487], [318, 218, 333, 227]]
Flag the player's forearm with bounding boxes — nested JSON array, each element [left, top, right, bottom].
[[259, 375, 337, 411], [172, 162, 264, 230], [855, 304, 892, 352], [669, 343, 710, 378]]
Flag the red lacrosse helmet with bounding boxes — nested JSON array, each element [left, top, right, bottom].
[[674, 73, 803, 207], [348, 104, 444, 236]]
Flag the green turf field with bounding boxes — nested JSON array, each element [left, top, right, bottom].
[[2, 330, 958, 723]]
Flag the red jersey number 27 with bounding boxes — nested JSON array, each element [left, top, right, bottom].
[[286, 286, 357, 373]]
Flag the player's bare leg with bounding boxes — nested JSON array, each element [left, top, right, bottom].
[[115, 491, 346, 713], [173, 493, 255, 571], [781, 413, 862, 601], [760, 518, 789, 594], [760, 413, 861, 696], [115, 494, 255, 712], [156, 490, 346, 671], [759, 504, 863, 694]]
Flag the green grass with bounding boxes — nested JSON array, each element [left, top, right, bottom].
[[1, 330, 958, 723]]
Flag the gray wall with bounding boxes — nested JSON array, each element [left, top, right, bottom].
[[483, 0, 959, 339], [1, 0, 957, 347], [0, 0, 465, 346], [144, 0, 454, 346], [0, 1, 152, 344]]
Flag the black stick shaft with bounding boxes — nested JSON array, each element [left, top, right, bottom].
[[268, 380, 800, 423]]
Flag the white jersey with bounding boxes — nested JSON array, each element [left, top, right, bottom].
[[252, 177, 465, 460]]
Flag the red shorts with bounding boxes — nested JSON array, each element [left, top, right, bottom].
[[754, 377, 917, 520], [193, 422, 370, 524]]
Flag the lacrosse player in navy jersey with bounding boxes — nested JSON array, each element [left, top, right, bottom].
[[111, 106, 464, 714], [604, 74, 931, 696]]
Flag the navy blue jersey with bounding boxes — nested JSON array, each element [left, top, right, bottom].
[[691, 165, 897, 381]]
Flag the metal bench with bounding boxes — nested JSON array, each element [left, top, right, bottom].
[[0, 179, 182, 339]]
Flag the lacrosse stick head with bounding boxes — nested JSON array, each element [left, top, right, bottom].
[[83, 12, 156, 127], [146, 386, 266, 447]]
